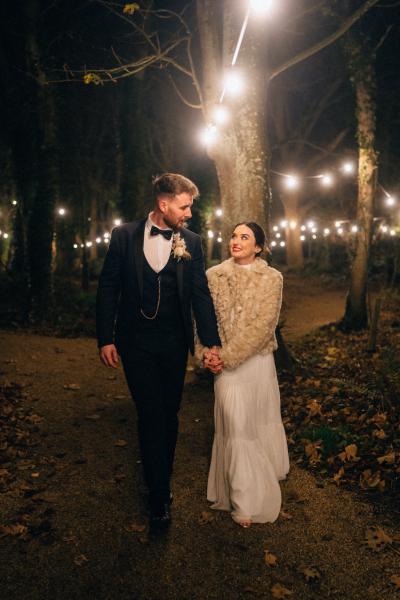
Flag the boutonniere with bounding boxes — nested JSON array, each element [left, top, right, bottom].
[[171, 232, 191, 261]]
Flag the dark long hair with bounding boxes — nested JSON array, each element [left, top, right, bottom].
[[233, 222, 268, 257]]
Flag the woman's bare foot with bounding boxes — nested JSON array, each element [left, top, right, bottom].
[[232, 515, 252, 528]]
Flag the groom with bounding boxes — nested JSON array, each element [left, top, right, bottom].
[[96, 173, 221, 529]]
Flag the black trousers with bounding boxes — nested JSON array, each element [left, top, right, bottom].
[[121, 332, 188, 508]]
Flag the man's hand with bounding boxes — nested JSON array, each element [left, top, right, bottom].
[[203, 346, 223, 374], [99, 344, 119, 368]]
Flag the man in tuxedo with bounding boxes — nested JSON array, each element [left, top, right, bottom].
[[96, 173, 222, 529]]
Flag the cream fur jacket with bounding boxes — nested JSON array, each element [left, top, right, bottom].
[[196, 257, 283, 370]]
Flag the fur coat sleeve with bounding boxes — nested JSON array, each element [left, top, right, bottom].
[[196, 258, 283, 370]]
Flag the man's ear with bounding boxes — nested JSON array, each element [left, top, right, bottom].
[[157, 196, 169, 214]]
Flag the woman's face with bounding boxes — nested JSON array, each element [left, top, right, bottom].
[[229, 224, 261, 264]]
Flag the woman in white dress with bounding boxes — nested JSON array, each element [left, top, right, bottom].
[[199, 222, 289, 528]]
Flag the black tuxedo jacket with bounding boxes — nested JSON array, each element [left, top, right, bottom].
[[96, 219, 221, 354]]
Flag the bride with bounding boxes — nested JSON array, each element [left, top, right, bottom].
[[199, 222, 289, 528]]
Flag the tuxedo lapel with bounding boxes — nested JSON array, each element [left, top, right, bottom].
[[133, 219, 146, 301]]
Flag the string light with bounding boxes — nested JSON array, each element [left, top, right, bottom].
[[351, 225, 358, 233], [321, 174, 334, 187], [323, 228, 330, 236], [307, 220, 315, 230], [215, 208, 223, 217], [73, 243, 78, 249], [217, 236, 223, 243], [273, 225, 279, 232], [213, 106, 230, 125], [289, 220, 297, 230], [342, 162, 355, 174], [96, 237, 102, 243], [224, 70, 245, 98], [280, 220, 288, 228], [207, 230, 214, 239], [386, 196, 396, 207], [284, 175, 300, 190], [279, 241, 286, 247], [12, 200, 17, 206], [58, 208, 66, 216], [300, 235, 306, 241], [200, 124, 218, 147], [390, 229, 396, 236], [250, 0, 276, 15], [276, 232, 281, 239], [337, 228, 344, 235], [271, 240, 277, 247], [3, 233, 9, 239], [300, 225, 306, 232], [114, 219, 122, 226], [312, 234, 317, 240]]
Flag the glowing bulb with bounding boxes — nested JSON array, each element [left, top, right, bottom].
[[289, 220, 297, 230], [215, 208, 223, 217], [3, 232, 9, 239], [12, 200, 17, 206], [311, 227, 318, 233], [300, 225, 306, 232], [386, 196, 396, 207], [351, 225, 358, 233], [307, 220, 315, 230], [280, 241, 286, 247], [335, 221, 341, 228], [213, 106, 230, 125], [312, 234, 317, 240], [273, 225, 279, 232], [224, 71, 245, 98], [250, 0, 275, 14], [280, 220, 288, 228], [381, 226, 388, 233], [86, 241, 92, 248], [217, 236, 222, 243], [390, 229, 396, 236], [96, 237, 101, 244], [275, 232, 281, 239], [323, 228, 330, 236], [337, 228, 344, 235], [73, 243, 78, 249], [321, 174, 333, 187], [104, 232, 110, 239], [285, 175, 299, 190], [300, 235, 306, 241], [80, 243, 84, 248], [114, 219, 121, 226], [200, 124, 218, 146], [342, 162, 354, 174], [207, 230, 214, 239], [58, 208, 66, 216], [271, 240, 277, 247]]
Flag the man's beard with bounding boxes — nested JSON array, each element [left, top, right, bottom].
[[163, 216, 185, 231]]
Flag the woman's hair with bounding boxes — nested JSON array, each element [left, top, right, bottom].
[[233, 222, 268, 257]]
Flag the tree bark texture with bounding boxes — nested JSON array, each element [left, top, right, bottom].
[[340, 33, 377, 331]]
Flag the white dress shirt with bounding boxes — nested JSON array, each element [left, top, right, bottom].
[[143, 213, 173, 273]]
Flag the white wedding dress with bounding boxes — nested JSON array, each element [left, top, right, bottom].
[[207, 267, 289, 523]]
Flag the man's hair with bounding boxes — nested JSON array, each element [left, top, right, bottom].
[[153, 173, 199, 202]]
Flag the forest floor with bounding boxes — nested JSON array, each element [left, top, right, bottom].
[[0, 274, 399, 600]]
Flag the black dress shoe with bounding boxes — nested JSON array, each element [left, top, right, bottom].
[[149, 503, 171, 530]]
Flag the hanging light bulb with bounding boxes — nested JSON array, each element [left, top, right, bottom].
[[200, 124, 218, 146], [249, 0, 275, 15], [213, 106, 230, 125], [300, 235, 306, 241], [351, 225, 358, 233], [207, 230, 214, 239], [342, 162, 355, 174], [114, 219, 122, 226], [224, 70, 245, 98], [284, 175, 300, 190], [58, 208, 66, 216], [215, 208, 223, 217], [321, 174, 333, 187], [280, 220, 288, 228], [386, 196, 396, 207]]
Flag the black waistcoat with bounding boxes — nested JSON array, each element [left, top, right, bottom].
[[135, 254, 185, 337]]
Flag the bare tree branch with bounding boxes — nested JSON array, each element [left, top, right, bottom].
[[269, 0, 380, 82], [167, 74, 202, 109]]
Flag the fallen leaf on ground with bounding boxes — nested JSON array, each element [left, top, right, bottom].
[[271, 583, 293, 598], [360, 469, 381, 489], [333, 467, 345, 485], [63, 384, 81, 390], [0, 523, 28, 537], [377, 452, 395, 465], [264, 550, 278, 567], [300, 566, 321, 582], [125, 523, 146, 533], [74, 554, 89, 566], [114, 439, 128, 447], [198, 511, 214, 525], [338, 444, 358, 462], [365, 526, 393, 551], [279, 510, 293, 520], [390, 575, 400, 589]]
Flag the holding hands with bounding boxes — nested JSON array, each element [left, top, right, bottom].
[[203, 346, 223, 374]]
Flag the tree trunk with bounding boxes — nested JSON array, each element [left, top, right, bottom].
[[280, 191, 304, 268], [25, 0, 58, 322], [340, 34, 377, 331], [197, 0, 270, 249]]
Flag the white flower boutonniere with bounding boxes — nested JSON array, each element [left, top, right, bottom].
[[171, 232, 191, 261]]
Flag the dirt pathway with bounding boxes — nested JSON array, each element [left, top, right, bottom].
[[1, 328, 398, 600], [0, 277, 398, 599]]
